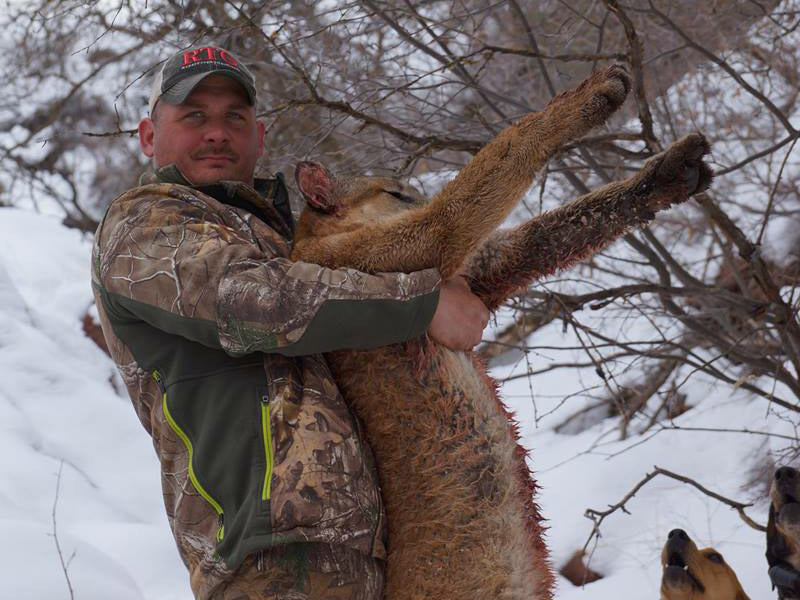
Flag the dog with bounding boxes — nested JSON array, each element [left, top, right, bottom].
[[768, 466, 800, 598], [661, 529, 750, 600]]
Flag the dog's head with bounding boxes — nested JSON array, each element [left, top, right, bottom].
[[767, 466, 800, 597], [660, 529, 749, 600], [770, 467, 800, 515]]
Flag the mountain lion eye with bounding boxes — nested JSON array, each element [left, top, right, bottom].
[[385, 190, 416, 204]]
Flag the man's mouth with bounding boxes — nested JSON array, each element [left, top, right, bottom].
[[196, 155, 235, 162]]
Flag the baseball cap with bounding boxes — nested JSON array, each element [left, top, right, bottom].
[[148, 45, 256, 115]]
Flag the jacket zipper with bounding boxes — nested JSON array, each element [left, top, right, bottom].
[[260, 393, 274, 501], [153, 369, 225, 542]]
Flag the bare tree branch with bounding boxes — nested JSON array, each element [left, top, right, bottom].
[[583, 465, 766, 556], [50, 461, 75, 600]]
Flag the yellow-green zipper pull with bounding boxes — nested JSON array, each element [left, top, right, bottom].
[[216, 514, 225, 542], [152, 370, 166, 394], [261, 394, 274, 501]]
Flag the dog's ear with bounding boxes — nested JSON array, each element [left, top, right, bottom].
[[295, 161, 338, 214], [767, 503, 784, 566]]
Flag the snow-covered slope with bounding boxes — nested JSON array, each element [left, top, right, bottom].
[[0, 209, 189, 599], [0, 206, 786, 598], [0, 205, 783, 599], [501, 350, 779, 598]]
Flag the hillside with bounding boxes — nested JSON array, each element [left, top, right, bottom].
[[0, 204, 784, 598]]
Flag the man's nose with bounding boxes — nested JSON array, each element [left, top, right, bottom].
[[201, 119, 230, 144]]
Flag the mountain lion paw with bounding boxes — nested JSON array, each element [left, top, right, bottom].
[[639, 133, 714, 211], [580, 64, 631, 125]]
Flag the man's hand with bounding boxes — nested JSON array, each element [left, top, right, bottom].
[[428, 276, 489, 350]]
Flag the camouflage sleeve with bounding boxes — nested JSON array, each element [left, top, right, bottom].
[[93, 185, 441, 356], [217, 258, 440, 356]]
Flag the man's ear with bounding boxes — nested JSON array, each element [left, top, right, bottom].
[[139, 118, 155, 159], [295, 161, 338, 214]]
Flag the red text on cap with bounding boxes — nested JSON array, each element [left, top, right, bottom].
[[182, 47, 239, 68]]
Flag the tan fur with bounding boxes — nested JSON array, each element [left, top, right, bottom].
[[660, 531, 750, 600], [292, 66, 631, 278], [291, 65, 712, 600], [319, 344, 550, 599]]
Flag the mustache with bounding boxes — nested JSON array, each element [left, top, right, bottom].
[[192, 146, 239, 161]]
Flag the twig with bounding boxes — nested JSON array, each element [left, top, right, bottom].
[[659, 423, 798, 443], [583, 465, 766, 554], [694, 191, 800, 380], [480, 44, 626, 63], [716, 133, 799, 176], [359, 0, 531, 114], [757, 136, 799, 245], [81, 127, 137, 138], [51, 461, 75, 600], [507, 0, 555, 96], [226, 2, 487, 156], [401, 0, 508, 126], [603, 0, 660, 152], [647, 1, 798, 136]]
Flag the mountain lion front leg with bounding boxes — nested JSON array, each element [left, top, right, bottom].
[[466, 133, 714, 311], [291, 66, 631, 278]]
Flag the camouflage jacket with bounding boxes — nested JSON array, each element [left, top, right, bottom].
[[91, 167, 440, 593]]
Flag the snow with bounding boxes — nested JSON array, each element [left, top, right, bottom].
[[0, 203, 787, 598], [2, 6, 798, 594], [0, 209, 189, 599], [492, 284, 792, 598]]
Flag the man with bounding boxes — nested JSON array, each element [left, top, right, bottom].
[[92, 45, 488, 599]]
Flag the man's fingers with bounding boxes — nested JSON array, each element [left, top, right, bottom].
[[429, 277, 490, 351]]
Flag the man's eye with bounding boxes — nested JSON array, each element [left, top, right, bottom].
[[184, 112, 205, 120], [227, 113, 246, 121]]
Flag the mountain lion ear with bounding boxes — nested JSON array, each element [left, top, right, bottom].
[[295, 161, 338, 214]]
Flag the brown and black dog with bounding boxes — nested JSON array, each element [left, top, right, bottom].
[[768, 466, 800, 598], [661, 529, 750, 600]]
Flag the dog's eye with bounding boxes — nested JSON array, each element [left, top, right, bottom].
[[706, 552, 724, 564], [385, 190, 416, 204]]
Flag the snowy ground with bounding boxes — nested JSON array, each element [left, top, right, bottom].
[[0, 209, 188, 599], [0, 206, 788, 598]]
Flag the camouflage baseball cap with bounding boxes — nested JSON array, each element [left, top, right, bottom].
[[148, 45, 256, 115]]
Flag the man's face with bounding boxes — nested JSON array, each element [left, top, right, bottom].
[[138, 75, 265, 185]]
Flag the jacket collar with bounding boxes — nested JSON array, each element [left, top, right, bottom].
[[140, 164, 294, 238]]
